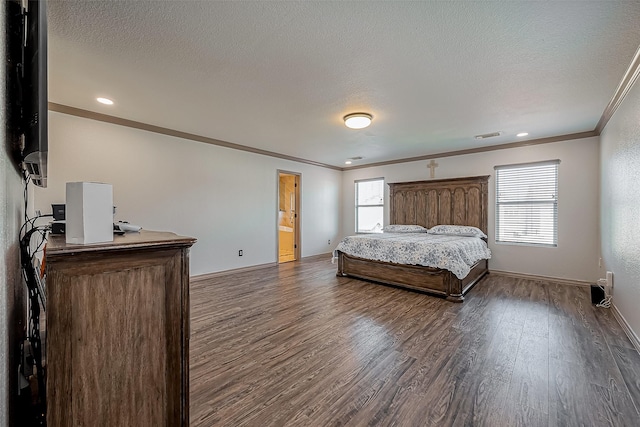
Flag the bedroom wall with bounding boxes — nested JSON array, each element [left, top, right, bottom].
[[1, 3, 25, 423], [600, 75, 640, 341], [33, 112, 342, 276], [341, 136, 600, 283]]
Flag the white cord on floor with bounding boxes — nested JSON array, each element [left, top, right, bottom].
[[596, 295, 612, 308], [596, 279, 612, 308]]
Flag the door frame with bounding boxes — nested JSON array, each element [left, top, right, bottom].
[[277, 170, 301, 263]]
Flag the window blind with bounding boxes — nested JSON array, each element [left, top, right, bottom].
[[495, 160, 559, 246], [355, 178, 384, 233]]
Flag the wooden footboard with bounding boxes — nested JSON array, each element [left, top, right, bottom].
[[336, 251, 488, 302]]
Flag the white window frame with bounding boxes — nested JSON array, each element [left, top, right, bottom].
[[495, 160, 559, 247], [355, 177, 385, 233]]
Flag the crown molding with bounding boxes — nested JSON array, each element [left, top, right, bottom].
[[47, 102, 343, 171], [596, 45, 640, 135], [344, 131, 597, 170]]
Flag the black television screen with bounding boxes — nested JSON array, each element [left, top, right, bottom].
[[21, 0, 48, 188], [5, 0, 24, 172]]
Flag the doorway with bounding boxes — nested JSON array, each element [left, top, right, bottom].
[[277, 171, 301, 263]]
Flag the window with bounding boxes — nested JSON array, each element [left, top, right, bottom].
[[495, 160, 559, 246], [355, 178, 384, 233]]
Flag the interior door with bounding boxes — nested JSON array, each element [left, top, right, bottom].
[[278, 172, 300, 263]]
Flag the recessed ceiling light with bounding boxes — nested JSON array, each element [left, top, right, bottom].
[[97, 97, 114, 105], [345, 160, 352, 165], [516, 132, 529, 137], [344, 113, 372, 129]]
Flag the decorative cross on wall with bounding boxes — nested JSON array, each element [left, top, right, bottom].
[[427, 159, 439, 178]]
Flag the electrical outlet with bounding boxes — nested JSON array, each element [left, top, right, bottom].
[[238, 250, 243, 256], [606, 271, 613, 289], [328, 239, 331, 245], [599, 257, 602, 268], [35, 210, 41, 217]]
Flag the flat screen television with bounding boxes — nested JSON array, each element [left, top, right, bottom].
[[23, 0, 48, 187], [8, 0, 48, 187]]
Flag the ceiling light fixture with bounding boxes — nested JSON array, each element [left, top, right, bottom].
[[516, 132, 529, 137], [344, 113, 372, 129], [97, 97, 114, 105], [345, 160, 352, 165]]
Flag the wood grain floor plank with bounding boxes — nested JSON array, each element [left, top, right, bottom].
[[610, 344, 640, 416], [477, 321, 523, 383], [518, 279, 550, 339], [549, 358, 595, 426], [501, 399, 550, 427], [450, 375, 512, 427], [189, 256, 640, 426], [508, 333, 549, 414], [548, 282, 581, 320], [596, 309, 637, 350], [550, 313, 631, 397], [549, 358, 640, 427]]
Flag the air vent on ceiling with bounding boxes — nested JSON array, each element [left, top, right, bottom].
[[474, 131, 501, 140]]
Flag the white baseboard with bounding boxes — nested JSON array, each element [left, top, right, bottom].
[[189, 253, 333, 282], [301, 252, 333, 261], [611, 303, 640, 354], [190, 262, 277, 282], [490, 270, 591, 287]]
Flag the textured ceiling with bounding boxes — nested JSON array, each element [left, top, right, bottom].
[[47, 1, 640, 168]]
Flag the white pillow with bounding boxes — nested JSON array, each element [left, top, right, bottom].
[[383, 224, 428, 233], [428, 225, 487, 239]]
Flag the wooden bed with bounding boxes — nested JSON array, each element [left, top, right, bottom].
[[336, 175, 490, 302]]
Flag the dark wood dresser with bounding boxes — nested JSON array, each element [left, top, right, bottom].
[[45, 230, 196, 427]]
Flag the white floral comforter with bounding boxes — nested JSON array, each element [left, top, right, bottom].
[[332, 233, 491, 279]]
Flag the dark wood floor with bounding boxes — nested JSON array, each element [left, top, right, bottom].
[[189, 255, 640, 426]]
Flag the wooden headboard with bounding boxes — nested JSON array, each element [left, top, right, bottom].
[[388, 175, 490, 234]]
